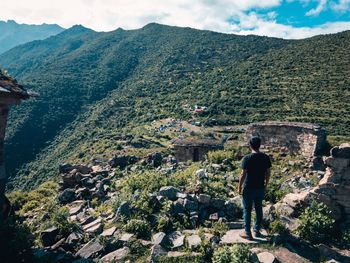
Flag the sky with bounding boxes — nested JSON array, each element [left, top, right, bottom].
[[0, 0, 350, 39]]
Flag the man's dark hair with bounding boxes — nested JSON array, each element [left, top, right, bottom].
[[249, 136, 261, 150]]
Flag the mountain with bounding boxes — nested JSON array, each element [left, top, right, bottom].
[[0, 20, 64, 54], [0, 23, 349, 189]]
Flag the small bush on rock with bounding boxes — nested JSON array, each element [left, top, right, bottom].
[[123, 219, 151, 239], [296, 200, 335, 244], [269, 219, 290, 236], [212, 244, 257, 263]]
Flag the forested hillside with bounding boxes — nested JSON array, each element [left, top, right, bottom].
[[0, 23, 349, 189], [0, 20, 64, 54]]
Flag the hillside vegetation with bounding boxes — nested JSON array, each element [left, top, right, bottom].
[[0, 23, 349, 189]]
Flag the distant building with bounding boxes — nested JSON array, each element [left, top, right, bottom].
[[245, 121, 327, 157], [172, 138, 223, 162], [0, 70, 32, 216]]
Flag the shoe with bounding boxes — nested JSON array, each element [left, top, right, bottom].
[[239, 231, 253, 240], [254, 231, 263, 238]]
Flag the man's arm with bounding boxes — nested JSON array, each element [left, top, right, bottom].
[[265, 168, 271, 188], [238, 169, 247, 195]]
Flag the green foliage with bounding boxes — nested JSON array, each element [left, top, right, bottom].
[[212, 244, 257, 263], [3, 24, 350, 190], [265, 180, 292, 204], [269, 219, 290, 236], [7, 181, 59, 214], [211, 221, 229, 238], [207, 150, 235, 164], [296, 200, 335, 244], [157, 255, 203, 263], [123, 219, 152, 240]]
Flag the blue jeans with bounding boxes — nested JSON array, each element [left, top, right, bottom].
[[242, 188, 265, 234]]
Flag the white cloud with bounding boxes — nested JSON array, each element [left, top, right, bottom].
[[331, 0, 350, 12], [0, 0, 349, 39], [305, 0, 328, 16]]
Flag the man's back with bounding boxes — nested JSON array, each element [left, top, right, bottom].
[[241, 152, 271, 189]]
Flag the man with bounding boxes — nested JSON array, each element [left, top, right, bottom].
[[238, 136, 271, 239]]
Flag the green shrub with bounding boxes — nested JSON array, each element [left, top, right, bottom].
[[207, 150, 235, 164], [296, 200, 335, 244], [269, 219, 290, 236], [265, 180, 291, 204], [211, 221, 229, 238], [123, 219, 151, 240], [212, 244, 257, 263]]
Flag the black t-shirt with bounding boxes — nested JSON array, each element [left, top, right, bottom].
[[241, 152, 272, 189]]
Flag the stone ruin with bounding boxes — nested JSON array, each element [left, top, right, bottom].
[[245, 121, 327, 157], [172, 138, 223, 162]]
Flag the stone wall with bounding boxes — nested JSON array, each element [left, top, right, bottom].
[[245, 121, 327, 157]]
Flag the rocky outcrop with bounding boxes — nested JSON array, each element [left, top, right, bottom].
[[273, 144, 350, 223], [308, 143, 350, 222]]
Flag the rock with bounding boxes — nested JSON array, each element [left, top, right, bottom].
[[101, 226, 117, 237], [167, 231, 185, 250], [221, 229, 267, 244], [170, 202, 185, 215], [167, 251, 202, 258], [115, 201, 130, 219], [58, 188, 76, 204], [41, 226, 59, 247], [83, 218, 103, 234], [176, 192, 188, 199], [197, 194, 211, 204], [209, 213, 219, 221], [273, 247, 308, 263], [211, 164, 222, 170], [211, 198, 225, 209], [100, 247, 130, 262], [119, 233, 134, 243], [224, 199, 242, 220], [318, 244, 338, 261], [312, 156, 326, 171], [66, 232, 83, 247], [196, 169, 208, 180], [257, 252, 278, 263], [69, 204, 84, 216], [150, 152, 163, 167], [159, 186, 180, 201], [59, 163, 74, 173], [76, 239, 104, 259], [152, 232, 167, 246], [330, 143, 350, 158], [184, 199, 198, 212], [186, 235, 201, 250], [149, 245, 167, 261]]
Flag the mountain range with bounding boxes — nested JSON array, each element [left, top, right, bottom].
[[0, 20, 64, 54], [0, 23, 349, 189]]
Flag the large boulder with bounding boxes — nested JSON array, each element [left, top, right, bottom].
[[115, 201, 131, 220], [100, 247, 129, 262], [41, 226, 59, 247], [75, 239, 104, 259], [58, 188, 76, 204], [159, 186, 181, 201]]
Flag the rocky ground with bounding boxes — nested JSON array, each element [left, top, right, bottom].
[[4, 142, 350, 262]]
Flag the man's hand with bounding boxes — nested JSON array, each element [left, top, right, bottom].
[[238, 169, 247, 195]]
